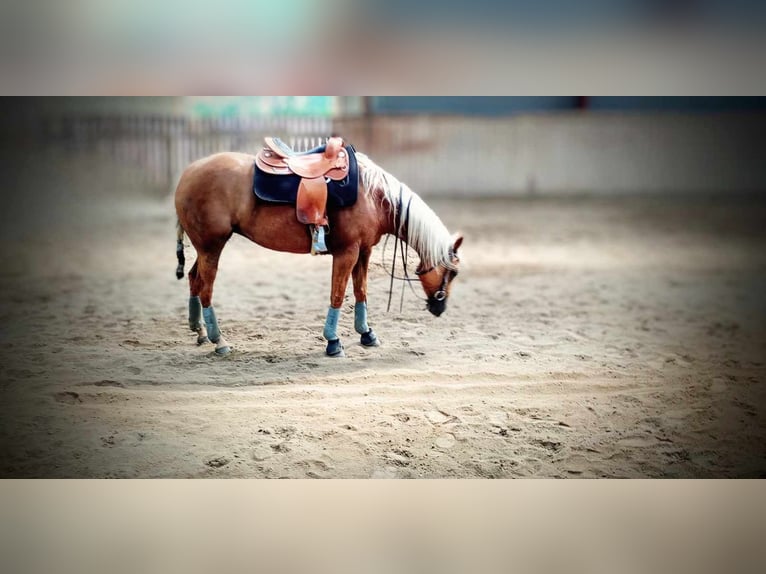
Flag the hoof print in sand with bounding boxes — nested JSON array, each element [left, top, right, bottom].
[[205, 456, 230, 468], [55, 391, 82, 404]]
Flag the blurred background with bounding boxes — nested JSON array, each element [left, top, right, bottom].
[[3, 96, 766, 196], [2, 2, 766, 95]]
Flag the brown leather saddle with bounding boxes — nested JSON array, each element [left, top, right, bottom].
[[255, 137, 350, 228]]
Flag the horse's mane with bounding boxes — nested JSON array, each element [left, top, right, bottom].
[[356, 152, 457, 271]]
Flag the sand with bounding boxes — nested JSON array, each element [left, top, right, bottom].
[[1, 158, 764, 478]]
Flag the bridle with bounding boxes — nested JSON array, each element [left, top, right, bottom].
[[416, 261, 459, 303], [383, 185, 459, 312]]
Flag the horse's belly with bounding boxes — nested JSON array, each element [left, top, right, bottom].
[[243, 205, 312, 254], [252, 232, 312, 254]]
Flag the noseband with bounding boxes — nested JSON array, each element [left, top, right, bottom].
[[416, 257, 459, 303]]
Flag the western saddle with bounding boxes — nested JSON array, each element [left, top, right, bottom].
[[256, 137, 350, 255]]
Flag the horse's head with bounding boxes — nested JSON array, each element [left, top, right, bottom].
[[417, 233, 463, 317]]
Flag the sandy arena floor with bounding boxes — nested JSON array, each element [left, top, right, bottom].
[[1, 160, 764, 477]]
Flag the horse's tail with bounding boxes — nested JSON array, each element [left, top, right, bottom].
[[175, 219, 186, 280]]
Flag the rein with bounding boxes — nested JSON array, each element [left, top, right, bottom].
[[382, 186, 458, 312], [384, 187, 423, 312]]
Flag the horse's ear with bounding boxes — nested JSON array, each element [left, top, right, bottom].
[[452, 233, 464, 253]]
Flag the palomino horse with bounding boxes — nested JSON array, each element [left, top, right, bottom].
[[174, 143, 463, 357]]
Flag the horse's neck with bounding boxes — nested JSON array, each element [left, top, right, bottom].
[[378, 188, 410, 242], [364, 169, 448, 266], [379, 187, 431, 262]]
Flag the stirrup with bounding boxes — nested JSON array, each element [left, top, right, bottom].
[[311, 225, 329, 255]]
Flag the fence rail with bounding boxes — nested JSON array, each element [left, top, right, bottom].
[[29, 112, 766, 195], [40, 115, 334, 190]]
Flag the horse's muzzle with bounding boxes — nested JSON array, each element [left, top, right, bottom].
[[427, 297, 446, 317]]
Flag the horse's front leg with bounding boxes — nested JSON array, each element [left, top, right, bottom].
[[323, 248, 358, 357], [352, 246, 379, 348]]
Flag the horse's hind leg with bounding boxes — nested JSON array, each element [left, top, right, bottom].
[[187, 261, 209, 345], [190, 246, 231, 356]]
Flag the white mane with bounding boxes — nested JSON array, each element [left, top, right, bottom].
[[356, 152, 456, 270]]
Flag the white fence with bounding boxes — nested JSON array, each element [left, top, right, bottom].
[[41, 115, 333, 190], [37, 112, 766, 195]]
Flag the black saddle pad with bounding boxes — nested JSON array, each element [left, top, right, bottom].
[[253, 144, 358, 208]]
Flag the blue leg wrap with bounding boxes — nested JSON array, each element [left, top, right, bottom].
[[203, 306, 222, 343], [323, 307, 341, 341], [323, 307, 344, 357], [354, 302, 370, 335], [189, 296, 203, 331], [354, 301, 379, 346]]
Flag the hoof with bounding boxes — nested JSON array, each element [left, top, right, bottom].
[[197, 335, 210, 346], [360, 329, 380, 347], [326, 339, 345, 358], [214, 345, 231, 356]]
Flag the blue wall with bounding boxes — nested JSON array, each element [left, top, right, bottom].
[[371, 97, 577, 115], [588, 97, 766, 112], [370, 97, 766, 116]]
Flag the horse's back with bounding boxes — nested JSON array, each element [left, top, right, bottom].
[[175, 152, 257, 236], [178, 152, 254, 187], [177, 152, 255, 199]]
